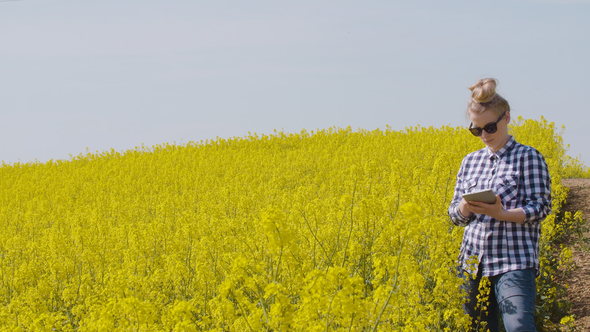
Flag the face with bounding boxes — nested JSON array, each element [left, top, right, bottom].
[[468, 110, 510, 153]]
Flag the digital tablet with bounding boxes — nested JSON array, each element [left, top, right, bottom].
[[462, 189, 497, 204]]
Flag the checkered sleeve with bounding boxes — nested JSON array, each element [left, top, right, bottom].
[[448, 156, 476, 226], [520, 147, 552, 223]]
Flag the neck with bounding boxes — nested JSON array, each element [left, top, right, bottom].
[[489, 135, 511, 153]]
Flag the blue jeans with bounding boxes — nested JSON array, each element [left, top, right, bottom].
[[460, 266, 537, 332]]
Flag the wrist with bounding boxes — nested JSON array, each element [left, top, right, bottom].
[[458, 201, 473, 218], [499, 208, 526, 224]]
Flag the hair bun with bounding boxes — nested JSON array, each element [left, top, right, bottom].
[[469, 78, 498, 104]]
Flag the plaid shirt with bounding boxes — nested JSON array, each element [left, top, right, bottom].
[[448, 136, 551, 277]]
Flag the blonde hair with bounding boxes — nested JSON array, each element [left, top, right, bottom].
[[467, 78, 510, 116]]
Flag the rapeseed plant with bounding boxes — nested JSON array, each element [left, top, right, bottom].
[[0, 119, 586, 330]]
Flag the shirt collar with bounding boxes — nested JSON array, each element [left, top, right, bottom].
[[486, 135, 516, 160]]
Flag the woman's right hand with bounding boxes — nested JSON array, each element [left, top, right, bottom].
[[458, 198, 474, 219]]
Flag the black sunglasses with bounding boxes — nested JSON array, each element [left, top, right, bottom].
[[469, 112, 506, 136]]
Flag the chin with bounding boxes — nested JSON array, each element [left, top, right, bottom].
[[482, 140, 498, 151]]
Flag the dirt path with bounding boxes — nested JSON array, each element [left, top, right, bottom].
[[561, 179, 590, 329]]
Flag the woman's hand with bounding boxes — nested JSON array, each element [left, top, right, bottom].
[[466, 195, 526, 223], [466, 195, 503, 219], [458, 198, 474, 219]]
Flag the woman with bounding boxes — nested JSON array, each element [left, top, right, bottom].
[[448, 78, 552, 332]]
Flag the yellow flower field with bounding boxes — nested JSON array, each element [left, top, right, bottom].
[[0, 117, 586, 331]]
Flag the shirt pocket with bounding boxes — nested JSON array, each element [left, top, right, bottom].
[[496, 174, 520, 204], [461, 177, 479, 193]]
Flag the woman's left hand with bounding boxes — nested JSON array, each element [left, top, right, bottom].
[[466, 195, 527, 223], [466, 195, 504, 220]]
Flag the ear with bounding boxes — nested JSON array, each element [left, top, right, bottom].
[[505, 111, 511, 123]]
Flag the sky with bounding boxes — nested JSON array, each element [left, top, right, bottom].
[[1, 0, 589, 166]]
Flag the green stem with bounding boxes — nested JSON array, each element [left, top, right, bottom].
[[236, 299, 255, 332], [302, 212, 329, 258], [325, 291, 337, 332], [341, 179, 358, 268], [372, 217, 411, 331], [256, 290, 271, 331], [273, 248, 283, 283]]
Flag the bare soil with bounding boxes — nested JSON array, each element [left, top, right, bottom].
[[561, 179, 590, 329]]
